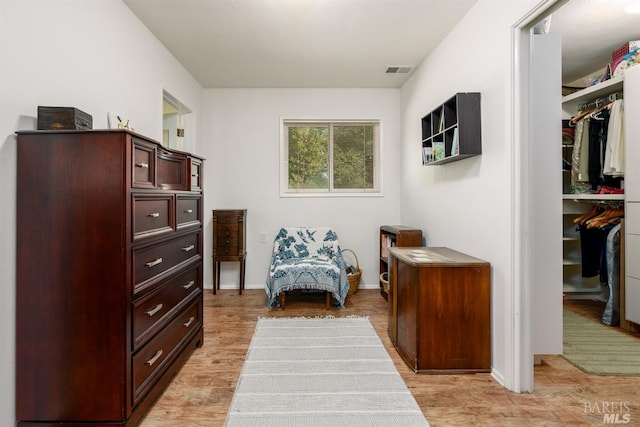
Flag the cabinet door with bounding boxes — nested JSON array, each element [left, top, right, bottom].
[[416, 266, 491, 370], [395, 262, 418, 370], [624, 66, 640, 324], [624, 66, 640, 201]]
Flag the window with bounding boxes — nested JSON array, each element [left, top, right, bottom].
[[281, 120, 380, 195]]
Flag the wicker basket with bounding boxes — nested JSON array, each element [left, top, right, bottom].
[[380, 272, 389, 294], [342, 248, 361, 295]]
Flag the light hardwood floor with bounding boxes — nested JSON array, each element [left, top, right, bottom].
[[139, 289, 640, 426]]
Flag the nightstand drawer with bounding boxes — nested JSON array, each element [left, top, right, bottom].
[[132, 266, 201, 350], [133, 232, 201, 289], [177, 196, 201, 229], [132, 301, 201, 404], [133, 194, 173, 239]]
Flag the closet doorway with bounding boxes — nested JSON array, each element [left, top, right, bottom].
[[520, 0, 640, 390]]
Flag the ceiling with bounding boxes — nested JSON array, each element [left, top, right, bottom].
[[549, 0, 640, 85], [123, 0, 640, 89], [123, 0, 478, 88]]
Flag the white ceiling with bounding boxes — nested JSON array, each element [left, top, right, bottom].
[[123, 0, 478, 88], [549, 0, 640, 85], [123, 0, 640, 89]]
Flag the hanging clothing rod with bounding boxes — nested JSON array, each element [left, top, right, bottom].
[[578, 91, 623, 112]]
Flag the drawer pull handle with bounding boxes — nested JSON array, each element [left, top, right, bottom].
[[148, 212, 160, 218], [183, 280, 195, 290], [184, 316, 195, 328], [145, 349, 163, 366], [136, 162, 149, 169], [145, 258, 163, 268], [145, 303, 163, 317], [181, 245, 195, 252], [184, 209, 193, 213]]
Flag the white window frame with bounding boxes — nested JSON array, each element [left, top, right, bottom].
[[280, 119, 381, 197]]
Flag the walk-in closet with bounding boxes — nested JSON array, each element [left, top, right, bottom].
[[553, 1, 640, 343]]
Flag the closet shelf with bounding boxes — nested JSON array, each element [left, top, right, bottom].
[[562, 75, 624, 105], [562, 194, 624, 201]]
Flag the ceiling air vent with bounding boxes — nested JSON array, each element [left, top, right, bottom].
[[386, 66, 413, 74]]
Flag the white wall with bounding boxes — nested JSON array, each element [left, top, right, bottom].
[[202, 88, 403, 292], [399, 0, 540, 389], [0, 0, 203, 424]]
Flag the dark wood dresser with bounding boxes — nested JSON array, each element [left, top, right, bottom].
[[16, 130, 204, 426], [212, 209, 247, 294], [388, 247, 491, 374]]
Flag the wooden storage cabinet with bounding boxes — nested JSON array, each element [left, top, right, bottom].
[[212, 209, 247, 294], [16, 129, 204, 426], [421, 92, 481, 165], [379, 225, 422, 299], [388, 247, 491, 373]]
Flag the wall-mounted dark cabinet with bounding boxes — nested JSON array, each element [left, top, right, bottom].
[[421, 92, 481, 165]]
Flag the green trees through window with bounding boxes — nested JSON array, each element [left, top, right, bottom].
[[285, 121, 379, 193]]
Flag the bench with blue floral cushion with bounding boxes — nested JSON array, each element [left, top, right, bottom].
[[265, 227, 349, 309]]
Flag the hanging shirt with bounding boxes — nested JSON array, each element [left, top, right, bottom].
[[578, 118, 590, 182], [603, 99, 624, 177]]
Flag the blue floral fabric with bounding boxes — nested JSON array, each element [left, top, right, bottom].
[[265, 227, 349, 308]]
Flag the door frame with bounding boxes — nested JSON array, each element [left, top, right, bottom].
[[510, 0, 565, 392]]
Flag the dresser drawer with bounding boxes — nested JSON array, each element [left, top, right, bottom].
[[132, 301, 201, 404], [158, 148, 189, 191], [133, 194, 174, 240], [132, 139, 156, 189], [134, 232, 201, 289], [190, 159, 202, 191], [133, 265, 201, 350], [177, 196, 201, 229]]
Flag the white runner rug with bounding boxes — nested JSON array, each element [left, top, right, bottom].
[[225, 316, 429, 427]]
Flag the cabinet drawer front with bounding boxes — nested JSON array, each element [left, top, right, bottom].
[[626, 234, 640, 279], [216, 245, 239, 256], [133, 266, 201, 350], [134, 232, 201, 289], [216, 236, 239, 248], [133, 140, 156, 188], [157, 149, 189, 191], [217, 223, 238, 234], [626, 203, 640, 234], [133, 195, 173, 239], [215, 213, 241, 224], [132, 301, 201, 404], [190, 160, 202, 191], [177, 196, 201, 228]]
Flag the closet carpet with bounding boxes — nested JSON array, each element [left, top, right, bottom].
[[563, 308, 640, 375], [139, 290, 640, 426]]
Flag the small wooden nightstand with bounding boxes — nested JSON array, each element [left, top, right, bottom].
[[212, 209, 247, 294]]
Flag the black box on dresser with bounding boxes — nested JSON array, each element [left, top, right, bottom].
[[37, 106, 93, 130]]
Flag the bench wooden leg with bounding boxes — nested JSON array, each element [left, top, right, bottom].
[[325, 291, 330, 310], [281, 291, 286, 310]]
